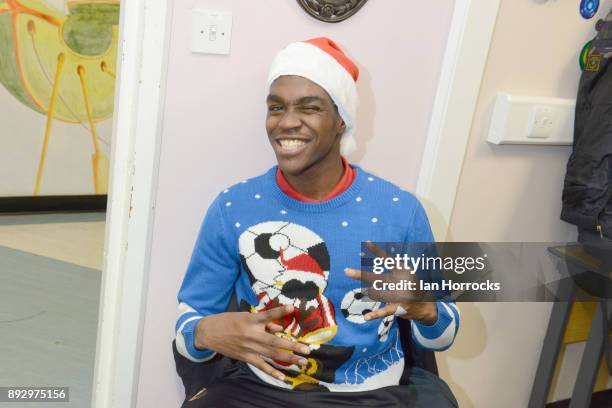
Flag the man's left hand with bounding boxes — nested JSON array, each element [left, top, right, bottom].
[[344, 242, 438, 326]]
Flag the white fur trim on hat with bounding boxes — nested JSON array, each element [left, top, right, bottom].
[[268, 42, 359, 156]]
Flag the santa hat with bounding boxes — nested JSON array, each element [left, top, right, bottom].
[[280, 249, 325, 277], [268, 37, 359, 157]]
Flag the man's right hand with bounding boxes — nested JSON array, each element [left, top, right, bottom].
[[194, 305, 310, 381]]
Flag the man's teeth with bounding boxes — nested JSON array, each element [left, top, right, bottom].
[[279, 139, 306, 149]]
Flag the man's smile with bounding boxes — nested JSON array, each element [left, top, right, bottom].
[[275, 137, 311, 155]]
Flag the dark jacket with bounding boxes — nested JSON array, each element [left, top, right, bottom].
[[561, 13, 612, 239]]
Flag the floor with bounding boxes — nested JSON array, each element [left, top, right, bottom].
[[0, 213, 106, 270], [0, 212, 105, 408]]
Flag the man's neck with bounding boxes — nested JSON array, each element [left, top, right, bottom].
[[281, 156, 345, 201]]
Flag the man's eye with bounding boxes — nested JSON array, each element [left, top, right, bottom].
[[268, 105, 283, 112], [302, 106, 321, 112]]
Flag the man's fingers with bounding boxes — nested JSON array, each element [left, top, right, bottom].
[[265, 322, 284, 333], [365, 242, 415, 274], [248, 355, 287, 382], [344, 268, 380, 284], [365, 241, 390, 259], [252, 333, 310, 367], [367, 285, 422, 303], [264, 332, 311, 355], [263, 346, 309, 367], [364, 304, 397, 321], [256, 305, 294, 323]]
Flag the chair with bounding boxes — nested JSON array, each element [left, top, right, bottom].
[[529, 240, 612, 408]]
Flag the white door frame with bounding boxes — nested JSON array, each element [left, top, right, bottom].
[[91, 0, 500, 406], [91, 0, 174, 407], [417, 0, 501, 240]]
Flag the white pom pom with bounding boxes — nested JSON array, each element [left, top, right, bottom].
[[340, 132, 357, 157]]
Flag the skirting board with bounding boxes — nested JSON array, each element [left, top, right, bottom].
[[0, 196, 108, 213]]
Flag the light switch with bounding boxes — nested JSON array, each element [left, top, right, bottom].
[[192, 9, 232, 55]]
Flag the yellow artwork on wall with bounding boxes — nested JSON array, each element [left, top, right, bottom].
[[0, 0, 119, 195]]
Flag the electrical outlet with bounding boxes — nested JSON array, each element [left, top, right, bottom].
[[527, 106, 557, 139], [487, 94, 575, 145]]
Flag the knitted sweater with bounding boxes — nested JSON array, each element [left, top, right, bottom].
[[176, 165, 460, 392]]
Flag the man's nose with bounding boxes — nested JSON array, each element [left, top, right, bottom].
[[278, 108, 302, 130]]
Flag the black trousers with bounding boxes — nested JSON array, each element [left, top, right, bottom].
[[181, 361, 458, 408]]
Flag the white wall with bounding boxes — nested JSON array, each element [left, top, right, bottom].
[[444, 0, 612, 406], [135, 1, 455, 406]]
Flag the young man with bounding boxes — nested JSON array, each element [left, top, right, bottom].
[[175, 37, 459, 407]]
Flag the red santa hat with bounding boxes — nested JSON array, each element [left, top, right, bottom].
[[280, 249, 324, 277], [268, 37, 359, 157]]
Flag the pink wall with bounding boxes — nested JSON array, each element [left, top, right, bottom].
[[136, 0, 453, 406]]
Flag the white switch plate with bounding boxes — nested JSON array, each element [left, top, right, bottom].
[[487, 94, 576, 145], [192, 9, 232, 55]]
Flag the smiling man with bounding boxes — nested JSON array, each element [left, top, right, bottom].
[[175, 37, 460, 408]]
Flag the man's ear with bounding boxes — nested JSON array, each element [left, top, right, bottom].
[[338, 117, 346, 135]]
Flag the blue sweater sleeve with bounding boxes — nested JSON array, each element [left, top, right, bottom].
[[175, 196, 240, 362], [406, 199, 460, 351]]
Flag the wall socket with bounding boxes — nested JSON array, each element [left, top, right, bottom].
[[487, 94, 575, 145], [527, 106, 557, 139]]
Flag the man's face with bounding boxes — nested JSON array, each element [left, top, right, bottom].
[[266, 75, 346, 176]]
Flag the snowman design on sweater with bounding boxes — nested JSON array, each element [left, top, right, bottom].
[[239, 221, 354, 391]]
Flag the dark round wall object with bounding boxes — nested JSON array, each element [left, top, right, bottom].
[[296, 0, 369, 23]]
